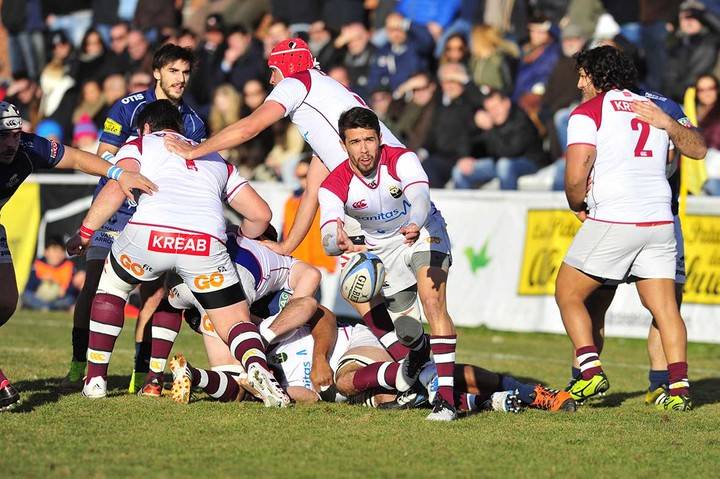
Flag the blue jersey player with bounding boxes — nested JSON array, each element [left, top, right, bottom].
[[0, 101, 156, 410], [60, 44, 207, 394]]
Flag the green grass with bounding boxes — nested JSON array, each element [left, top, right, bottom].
[[1, 310, 719, 478]]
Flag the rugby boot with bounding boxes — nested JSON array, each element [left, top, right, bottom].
[[169, 354, 192, 404], [568, 372, 610, 403], [57, 360, 86, 393], [246, 363, 292, 408], [480, 390, 524, 413], [530, 385, 577, 412], [655, 392, 693, 411], [0, 379, 20, 411], [426, 395, 457, 421]]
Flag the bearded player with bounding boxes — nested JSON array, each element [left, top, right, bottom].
[[0, 101, 156, 410], [165, 38, 430, 384], [60, 44, 207, 394]]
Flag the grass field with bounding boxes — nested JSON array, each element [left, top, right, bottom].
[[1, 309, 719, 478]]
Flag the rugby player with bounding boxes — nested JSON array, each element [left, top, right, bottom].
[[67, 100, 290, 407], [0, 101, 156, 410], [557, 46, 692, 411], [165, 38, 430, 384], [60, 43, 206, 394], [566, 49, 707, 407], [316, 107, 460, 420]]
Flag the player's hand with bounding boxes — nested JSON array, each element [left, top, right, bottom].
[[336, 219, 366, 253], [164, 135, 198, 159], [66, 233, 89, 256], [632, 100, 673, 131], [310, 357, 334, 392], [116, 171, 157, 202], [457, 157, 476, 175], [573, 210, 588, 223], [261, 239, 291, 256], [400, 223, 420, 244]]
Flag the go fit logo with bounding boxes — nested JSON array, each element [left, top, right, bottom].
[[194, 272, 224, 290], [119, 254, 145, 277]]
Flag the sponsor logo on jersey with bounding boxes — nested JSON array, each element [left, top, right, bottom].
[[426, 236, 441, 244], [103, 118, 122, 136], [270, 352, 288, 364], [49, 140, 59, 158], [303, 361, 312, 389], [610, 100, 634, 112], [352, 199, 368, 209], [678, 117, 693, 128], [148, 231, 211, 256], [119, 253, 146, 277], [121, 93, 144, 104], [389, 185, 402, 199], [6, 174, 20, 188], [356, 200, 411, 223], [194, 272, 224, 290]]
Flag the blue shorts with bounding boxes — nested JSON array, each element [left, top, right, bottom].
[[86, 210, 132, 261]]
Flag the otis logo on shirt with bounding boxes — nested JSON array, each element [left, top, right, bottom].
[[148, 231, 211, 256]]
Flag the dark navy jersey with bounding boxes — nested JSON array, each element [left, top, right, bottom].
[[636, 89, 691, 215], [95, 87, 207, 216], [1, 132, 65, 211]]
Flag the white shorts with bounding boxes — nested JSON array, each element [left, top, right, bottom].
[[109, 223, 241, 296], [366, 212, 452, 296], [333, 323, 385, 381], [565, 218, 676, 281], [673, 215, 686, 284], [0, 225, 11, 264]]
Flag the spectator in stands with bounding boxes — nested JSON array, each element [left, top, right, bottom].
[[94, 73, 127, 126], [75, 29, 110, 84], [396, 0, 462, 43], [641, 0, 680, 92], [695, 74, 720, 194], [282, 157, 337, 281], [270, 0, 321, 35], [542, 24, 587, 190], [39, 31, 76, 122], [133, 0, 180, 43], [217, 26, 267, 96], [105, 21, 131, 74], [22, 238, 82, 312], [369, 87, 394, 124], [35, 119, 63, 142], [72, 80, 105, 129], [603, 0, 642, 45], [187, 14, 226, 109], [328, 65, 352, 87], [421, 62, 483, 188], [44, 2, 93, 47], [308, 20, 343, 70], [512, 14, 560, 115], [335, 22, 376, 99], [92, 0, 119, 44], [664, 1, 720, 101], [237, 79, 274, 176], [452, 89, 544, 190], [261, 119, 306, 184], [440, 33, 469, 66], [1, 0, 46, 79], [367, 12, 435, 91], [72, 113, 99, 152], [208, 84, 242, 164], [177, 28, 198, 50], [264, 21, 292, 57], [128, 70, 152, 93], [468, 24, 518, 96], [127, 29, 153, 74], [5, 74, 42, 127], [390, 71, 437, 151], [322, 0, 367, 32]]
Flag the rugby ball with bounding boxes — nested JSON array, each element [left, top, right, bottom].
[[340, 252, 385, 303]]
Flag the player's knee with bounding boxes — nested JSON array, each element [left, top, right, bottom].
[[335, 372, 355, 396], [418, 293, 444, 322], [155, 298, 181, 314]]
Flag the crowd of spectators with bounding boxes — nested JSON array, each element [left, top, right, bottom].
[[2, 0, 720, 193]]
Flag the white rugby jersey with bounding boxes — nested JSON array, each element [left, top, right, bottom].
[[265, 68, 404, 171], [115, 131, 247, 240], [268, 324, 354, 389], [227, 234, 294, 302], [318, 144, 436, 241], [567, 89, 672, 223]]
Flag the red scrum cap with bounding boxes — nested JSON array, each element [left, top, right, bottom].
[[267, 38, 316, 78]]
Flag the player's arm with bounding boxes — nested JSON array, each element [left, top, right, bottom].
[[318, 187, 362, 255], [227, 182, 272, 239], [55, 145, 157, 200], [565, 144, 596, 212], [396, 152, 431, 244], [308, 305, 338, 392], [632, 100, 707, 159], [165, 101, 286, 160], [266, 155, 331, 255]]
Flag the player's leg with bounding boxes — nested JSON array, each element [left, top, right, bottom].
[[644, 283, 681, 405], [59, 257, 104, 392], [384, 285, 427, 353], [0, 254, 21, 410], [131, 276, 167, 394], [555, 263, 608, 401], [335, 346, 398, 402], [350, 293, 411, 361], [414, 251, 458, 420]]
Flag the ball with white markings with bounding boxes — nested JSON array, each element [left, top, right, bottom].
[[340, 252, 385, 303]]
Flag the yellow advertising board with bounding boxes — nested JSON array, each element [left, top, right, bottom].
[[682, 215, 720, 304], [0, 182, 41, 290], [518, 210, 582, 295]]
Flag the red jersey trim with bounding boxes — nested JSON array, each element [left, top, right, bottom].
[[125, 136, 144, 155], [383, 145, 414, 181], [320, 218, 341, 230], [402, 180, 429, 192], [588, 217, 673, 227], [116, 157, 141, 166], [570, 92, 606, 130], [225, 181, 248, 201], [288, 70, 312, 93], [128, 221, 225, 244], [567, 142, 596, 148], [320, 160, 353, 203]]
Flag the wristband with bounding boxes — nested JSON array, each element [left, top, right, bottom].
[[106, 165, 124, 180], [79, 224, 94, 240], [101, 151, 116, 162]]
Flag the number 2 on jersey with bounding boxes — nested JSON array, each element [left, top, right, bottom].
[[630, 118, 653, 157]]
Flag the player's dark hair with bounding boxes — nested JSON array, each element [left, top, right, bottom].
[[136, 100, 184, 135], [152, 43, 195, 72], [257, 224, 279, 242], [338, 107, 380, 141], [576, 45, 638, 92]]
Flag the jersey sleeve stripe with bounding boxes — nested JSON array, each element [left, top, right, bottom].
[[226, 181, 248, 201], [320, 218, 340, 230], [402, 180, 429, 192], [567, 142, 596, 148]]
